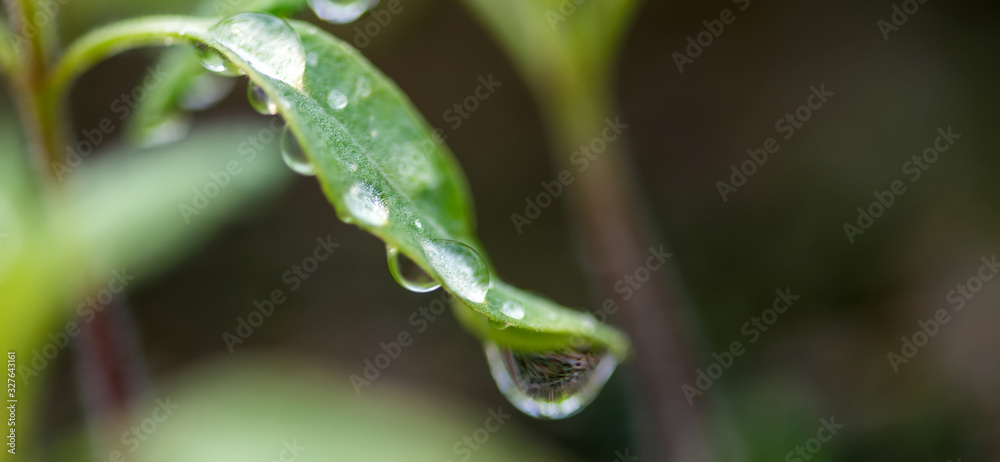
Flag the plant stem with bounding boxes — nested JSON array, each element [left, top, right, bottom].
[[5, 0, 69, 182], [540, 88, 711, 460]]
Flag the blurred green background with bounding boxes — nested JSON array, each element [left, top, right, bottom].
[[4, 0, 1000, 460]]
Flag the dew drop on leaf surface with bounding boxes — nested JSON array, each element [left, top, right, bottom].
[[386, 246, 440, 293], [210, 13, 306, 87], [484, 341, 618, 419], [327, 89, 349, 110], [420, 239, 490, 304], [247, 82, 278, 115], [308, 0, 379, 24], [343, 183, 389, 226], [194, 43, 243, 76], [280, 126, 316, 176]]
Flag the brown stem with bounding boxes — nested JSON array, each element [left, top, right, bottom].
[[541, 92, 711, 461]]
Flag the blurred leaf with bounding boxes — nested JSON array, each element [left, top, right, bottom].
[[63, 120, 291, 277], [129, 0, 309, 145], [53, 13, 630, 357], [62, 355, 576, 462]]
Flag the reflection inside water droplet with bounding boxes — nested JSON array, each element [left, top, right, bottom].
[[210, 13, 305, 87], [484, 341, 617, 419], [194, 43, 243, 76], [327, 89, 348, 110], [280, 126, 315, 175], [420, 239, 489, 303], [308, 0, 379, 24], [247, 82, 278, 115], [344, 183, 389, 227], [386, 246, 440, 293]]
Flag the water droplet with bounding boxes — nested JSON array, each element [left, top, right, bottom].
[[280, 126, 315, 175], [247, 82, 278, 115], [386, 246, 440, 293], [414, 219, 422, 229], [308, 0, 379, 24], [141, 113, 191, 147], [488, 319, 510, 330], [306, 52, 319, 67], [500, 301, 525, 321], [420, 239, 490, 303], [484, 341, 618, 419], [354, 76, 371, 98], [194, 43, 243, 76], [327, 89, 348, 110], [344, 183, 389, 226], [210, 13, 306, 87], [347, 163, 358, 172], [179, 73, 235, 111]]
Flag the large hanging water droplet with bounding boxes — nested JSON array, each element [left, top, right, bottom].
[[327, 89, 348, 110], [210, 13, 306, 87], [247, 82, 278, 115], [179, 73, 236, 111], [280, 126, 315, 176], [343, 183, 389, 227], [308, 0, 379, 24], [484, 341, 618, 419], [386, 246, 440, 293], [194, 43, 244, 76], [420, 239, 490, 303]]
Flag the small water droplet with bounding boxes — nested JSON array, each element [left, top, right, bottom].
[[420, 239, 490, 303], [327, 89, 348, 110], [369, 130, 378, 138], [141, 113, 191, 147], [306, 52, 319, 67], [194, 43, 243, 76], [354, 76, 371, 98], [179, 73, 235, 111], [308, 0, 379, 24], [500, 301, 525, 321], [210, 13, 306, 87], [344, 183, 389, 226], [247, 82, 279, 115], [414, 219, 422, 229], [347, 163, 358, 172], [484, 341, 618, 419], [280, 126, 315, 175], [386, 246, 440, 293]]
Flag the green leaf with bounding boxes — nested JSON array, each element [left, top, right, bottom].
[[63, 121, 292, 277], [51, 13, 629, 359], [128, 0, 309, 145]]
